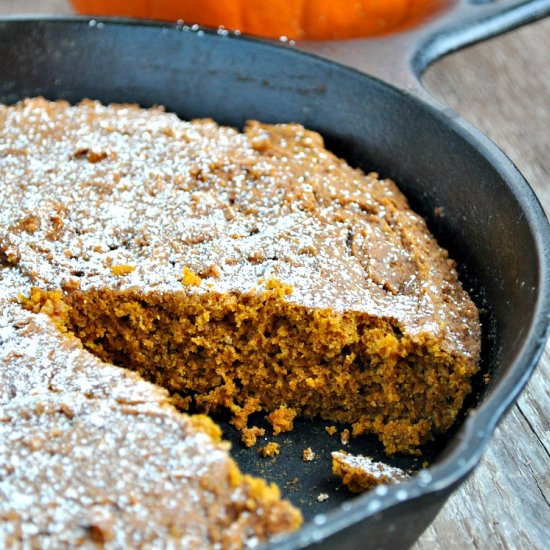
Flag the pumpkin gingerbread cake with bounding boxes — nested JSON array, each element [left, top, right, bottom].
[[332, 451, 410, 493], [0, 294, 301, 547], [0, 99, 480, 468], [1, 98, 480, 457]]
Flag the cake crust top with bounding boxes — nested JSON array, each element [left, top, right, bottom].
[[0, 98, 479, 360]]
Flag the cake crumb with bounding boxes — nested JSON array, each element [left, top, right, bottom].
[[61, 278, 81, 291], [248, 249, 266, 264], [182, 266, 202, 286], [264, 278, 293, 296], [340, 428, 350, 445], [325, 426, 337, 436], [110, 264, 135, 276], [285, 477, 300, 490], [267, 406, 297, 436], [258, 442, 280, 458], [302, 448, 316, 462], [199, 263, 221, 279], [241, 426, 266, 448], [171, 394, 192, 411], [317, 493, 329, 502], [332, 451, 410, 493]]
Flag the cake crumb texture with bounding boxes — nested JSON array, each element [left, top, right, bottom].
[[341, 428, 350, 446], [0, 299, 301, 548], [303, 448, 316, 462], [259, 442, 281, 458], [241, 425, 266, 447]]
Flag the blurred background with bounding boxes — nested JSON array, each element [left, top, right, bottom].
[[66, 0, 452, 40]]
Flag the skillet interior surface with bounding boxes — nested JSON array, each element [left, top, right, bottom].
[[1, 18, 548, 548]]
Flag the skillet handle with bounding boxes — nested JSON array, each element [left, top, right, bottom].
[[298, 0, 550, 99]]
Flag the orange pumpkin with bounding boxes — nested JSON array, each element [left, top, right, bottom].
[[70, 0, 450, 40]]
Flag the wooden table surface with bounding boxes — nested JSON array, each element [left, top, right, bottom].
[[2, 1, 549, 549]]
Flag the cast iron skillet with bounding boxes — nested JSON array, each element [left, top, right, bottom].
[[1, 1, 549, 548]]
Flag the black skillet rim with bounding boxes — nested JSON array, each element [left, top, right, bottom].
[[1, 15, 549, 548]]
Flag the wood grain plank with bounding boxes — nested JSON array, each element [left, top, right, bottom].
[[416, 405, 550, 549], [518, 347, 550, 455], [423, 18, 550, 214], [419, 16, 550, 550]]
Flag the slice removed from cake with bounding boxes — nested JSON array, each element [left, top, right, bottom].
[[0, 299, 301, 548]]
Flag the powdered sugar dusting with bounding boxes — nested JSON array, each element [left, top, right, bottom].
[[332, 451, 410, 492], [0, 296, 299, 547], [0, 98, 480, 359]]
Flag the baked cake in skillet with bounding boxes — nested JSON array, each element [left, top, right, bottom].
[[0, 294, 301, 548], [0, 97, 480, 545]]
